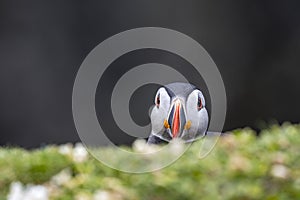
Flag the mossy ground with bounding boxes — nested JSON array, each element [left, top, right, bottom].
[[1, 123, 300, 200]]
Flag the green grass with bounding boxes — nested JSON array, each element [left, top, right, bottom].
[[1, 123, 300, 200]]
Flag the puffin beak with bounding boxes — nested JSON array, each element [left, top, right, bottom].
[[167, 99, 186, 138]]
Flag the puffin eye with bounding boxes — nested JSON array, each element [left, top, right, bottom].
[[156, 93, 160, 107], [197, 96, 203, 110]]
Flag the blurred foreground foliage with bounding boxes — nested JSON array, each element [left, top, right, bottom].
[[1, 123, 300, 200]]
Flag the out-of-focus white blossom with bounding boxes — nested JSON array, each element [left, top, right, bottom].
[[228, 154, 251, 172], [271, 164, 290, 179], [75, 193, 92, 200], [7, 182, 23, 200], [51, 168, 72, 186], [8, 182, 48, 200], [94, 190, 111, 200], [169, 138, 184, 156], [73, 143, 88, 163], [58, 143, 73, 156], [132, 139, 159, 154], [24, 185, 48, 200], [132, 139, 147, 152], [58, 143, 89, 162], [94, 190, 121, 200]]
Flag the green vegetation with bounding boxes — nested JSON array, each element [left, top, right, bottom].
[[1, 123, 300, 200]]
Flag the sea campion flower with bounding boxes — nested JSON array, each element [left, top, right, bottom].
[[8, 182, 48, 200], [7, 182, 23, 200], [58, 143, 73, 156], [271, 164, 290, 179], [94, 190, 122, 200], [132, 139, 159, 154], [73, 143, 88, 163], [50, 168, 72, 186], [169, 138, 184, 156]]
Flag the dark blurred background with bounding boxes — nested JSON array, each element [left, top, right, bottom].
[[0, 0, 300, 148]]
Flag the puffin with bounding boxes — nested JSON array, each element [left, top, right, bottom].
[[147, 82, 209, 144]]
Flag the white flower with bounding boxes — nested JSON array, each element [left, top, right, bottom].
[[94, 190, 121, 200], [94, 190, 111, 200], [7, 182, 48, 200], [271, 164, 290, 179], [51, 168, 72, 186], [169, 138, 184, 156], [76, 193, 92, 200], [228, 154, 251, 172], [7, 182, 23, 200], [132, 139, 147, 152], [132, 139, 159, 154], [73, 143, 88, 163], [58, 143, 73, 156], [24, 185, 48, 200]]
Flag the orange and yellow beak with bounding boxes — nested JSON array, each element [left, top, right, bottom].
[[166, 99, 186, 138], [171, 103, 181, 138]]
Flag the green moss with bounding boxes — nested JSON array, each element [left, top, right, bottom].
[[1, 124, 300, 200], [0, 147, 72, 186]]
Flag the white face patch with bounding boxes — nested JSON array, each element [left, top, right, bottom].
[[150, 88, 171, 134], [184, 89, 208, 139], [186, 90, 205, 112]]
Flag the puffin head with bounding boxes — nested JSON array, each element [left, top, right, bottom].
[[149, 82, 209, 143]]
